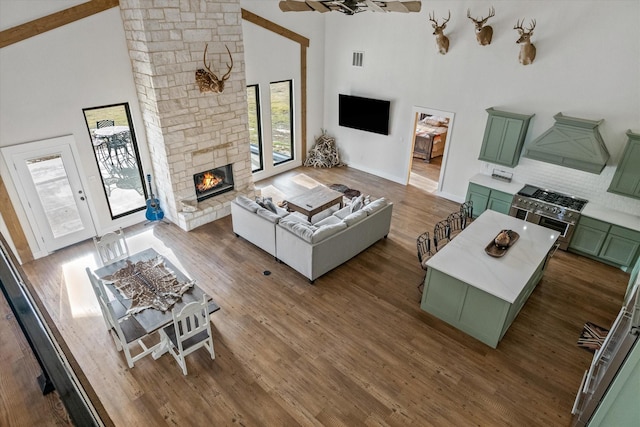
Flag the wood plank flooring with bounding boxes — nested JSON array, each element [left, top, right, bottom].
[[11, 165, 630, 426]]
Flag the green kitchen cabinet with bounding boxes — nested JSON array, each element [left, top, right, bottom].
[[608, 130, 640, 200], [569, 216, 609, 256], [486, 190, 513, 215], [466, 183, 490, 217], [478, 108, 534, 167], [569, 216, 640, 268], [466, 182, 513, 217]]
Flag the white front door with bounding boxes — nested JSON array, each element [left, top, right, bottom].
[[2, 135, 96, 252]]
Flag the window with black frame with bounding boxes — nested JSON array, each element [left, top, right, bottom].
[[270, 80, 294, 165], [82, 103, 147, 219], [247, 85, 263, 172]]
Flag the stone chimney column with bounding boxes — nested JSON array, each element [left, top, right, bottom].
[[119, 0, 254, 230]]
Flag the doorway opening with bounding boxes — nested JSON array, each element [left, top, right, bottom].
[[407, 106, 455, 194]]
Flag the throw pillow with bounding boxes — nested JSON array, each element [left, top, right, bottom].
[[343, 209, 367, 226], [350, 194, 364, 213], [362, 197, 388, 215], [263, 198, 279, 214]]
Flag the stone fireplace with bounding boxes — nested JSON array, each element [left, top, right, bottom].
[[119, 0, 257, 231], [194, 164, 234, 202]]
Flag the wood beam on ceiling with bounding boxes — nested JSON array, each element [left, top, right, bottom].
[[0, 0, 120, 49], [0, 177, 33, 263]]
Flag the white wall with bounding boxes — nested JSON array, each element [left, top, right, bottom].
[[0, 5, 151, 256], [241, 0, 326, 181], [321, 0, 640, 215]]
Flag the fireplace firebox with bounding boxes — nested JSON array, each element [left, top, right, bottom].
[[193, 164, 234, 202]]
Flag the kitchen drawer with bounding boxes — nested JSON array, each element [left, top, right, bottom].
[[577, 216, 610, 232], [609, 225, 640, 242]]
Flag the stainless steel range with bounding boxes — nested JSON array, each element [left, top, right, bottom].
[[509, 184, 588, 250]]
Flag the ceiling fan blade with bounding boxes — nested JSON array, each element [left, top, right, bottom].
[[307, 1, 332, 12], [364, 1, 386, 12], [401, 1, 422, 13], [279, 1, 314, 12]]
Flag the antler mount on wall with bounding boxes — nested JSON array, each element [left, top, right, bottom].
[[195, 44, 233, 93]]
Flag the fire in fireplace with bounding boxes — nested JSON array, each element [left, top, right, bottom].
[[193, 164, 234, 202]]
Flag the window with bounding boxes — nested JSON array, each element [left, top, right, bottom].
[[270, 80, 294, 165], [247, 85, 263, 172], [82, 103, 147, 219]]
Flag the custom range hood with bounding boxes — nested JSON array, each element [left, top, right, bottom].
[[523, 113, 610, 174]]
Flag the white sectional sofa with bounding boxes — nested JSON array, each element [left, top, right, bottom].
[[230, 195, 393, 282], [230, 196, 289, 257]]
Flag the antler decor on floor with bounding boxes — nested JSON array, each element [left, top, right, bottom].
[[304, 130, 342, 168]]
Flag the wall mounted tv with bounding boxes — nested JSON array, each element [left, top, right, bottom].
[[338, 94, 391, 135]]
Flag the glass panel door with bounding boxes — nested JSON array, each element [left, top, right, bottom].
[[1, 136, 96, 253], [26, 154, 84, 238]]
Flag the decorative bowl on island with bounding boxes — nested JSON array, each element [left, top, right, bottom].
[[494, 230, 511, 248]]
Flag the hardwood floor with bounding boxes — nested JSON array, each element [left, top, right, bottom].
[[11, 165, 630, 426]]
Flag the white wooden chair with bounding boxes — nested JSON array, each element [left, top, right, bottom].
[[98, 293, 158, 369], [85, 267, 127, 329], [93, 228, 129, 266], [160, 294, 215, 375]]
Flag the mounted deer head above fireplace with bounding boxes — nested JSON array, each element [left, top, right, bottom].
[[195, 44, 233, 93]]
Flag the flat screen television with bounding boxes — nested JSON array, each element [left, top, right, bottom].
[[338, 94, 390, 135]]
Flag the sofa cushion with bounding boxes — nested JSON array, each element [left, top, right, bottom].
[[343, 209, 367, 226], [362, 197, 388, 215], [235, 195, 261, 213], [285, 213, 314, 227], [334, 205, 352, 220], [310, 205, 340, 224], [314, 215, 342, 227], [256, 207, 285, 223], [311, 222, 348, 243], [279, 219, 316, 242]]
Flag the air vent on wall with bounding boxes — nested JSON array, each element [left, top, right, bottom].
[[352, 51, 364, 67]]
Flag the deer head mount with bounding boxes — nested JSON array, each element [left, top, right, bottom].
[[195, 44, 233, 93], [514, 19, 536, 65], [467, 6, 495, 46], [429, 11, 451, 55]]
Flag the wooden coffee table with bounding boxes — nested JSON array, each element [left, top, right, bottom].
[[287, 186, 344, 222]]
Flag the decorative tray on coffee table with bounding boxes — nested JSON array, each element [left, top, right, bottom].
[[485, 230, 520, 258]]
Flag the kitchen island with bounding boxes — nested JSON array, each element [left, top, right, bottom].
[[421, 210, 559, 348]]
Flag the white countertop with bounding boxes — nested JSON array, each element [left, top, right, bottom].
[[469, 173, 640, 233], [581, 203, 640, 232], [426, 210, 559, 303], [469, 173, 524, 195]]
